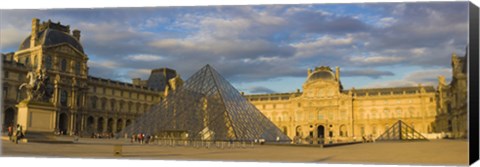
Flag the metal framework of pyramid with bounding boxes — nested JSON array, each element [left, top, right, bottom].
[[376, 120, 428, 141], [121, 65, 291, 142]]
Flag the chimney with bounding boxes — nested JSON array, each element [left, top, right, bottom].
[[72, 29, 81, 41], [30, 18, 40, 48], [132, 78, 141, 85], [335, 66, 340, 80]]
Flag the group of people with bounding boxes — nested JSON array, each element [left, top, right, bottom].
[[90, 132, 115, 139], [130, 133, 155, 144], [361, 134, 375, 143], [7, 124, 24, 144]]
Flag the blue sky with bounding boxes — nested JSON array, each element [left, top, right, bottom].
[[0, 2, 469, 94]]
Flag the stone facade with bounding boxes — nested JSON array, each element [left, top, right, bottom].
[[1, 18, 180, 136], [435, 52, 468, 138], [245, 66, 439, 143]]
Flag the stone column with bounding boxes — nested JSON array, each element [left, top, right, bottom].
[[81, 114, 85, 132], [53, 77, 60, 106], [54, 112, 60, 132], [69, 113, 75, 135], [112, 118, 117, 133]]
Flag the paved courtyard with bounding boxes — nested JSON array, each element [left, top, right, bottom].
[[0, 139, 468, 166]]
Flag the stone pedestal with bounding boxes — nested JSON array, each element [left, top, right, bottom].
[[16, 100, 56, 133]]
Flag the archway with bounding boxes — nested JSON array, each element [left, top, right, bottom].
[[97, 117, 104, 132], [295, 126, 302, 137], [58, 113, 68, 135], [282, 126, 288, 135], [339, 125, 347, 137], [107, 118, 114, 133], [317, 125, 325, 143], [116, 119, 123, 132], [3, 108, 15, 130], [317, 125, 325, 138], [86, 116, 94, 134]]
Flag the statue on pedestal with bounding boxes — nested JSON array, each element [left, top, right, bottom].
[[18, 68, 54, 102]]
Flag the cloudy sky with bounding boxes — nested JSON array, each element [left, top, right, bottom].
[[0, 2, 469, 94]]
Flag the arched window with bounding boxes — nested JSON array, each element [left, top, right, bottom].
[[339, 125, 347, 137], [61, 59, 67, 72]]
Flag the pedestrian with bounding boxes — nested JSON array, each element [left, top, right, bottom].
[[16, 124, 23, 138], [7, 124, 13, 141]]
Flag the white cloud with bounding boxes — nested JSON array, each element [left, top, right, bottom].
[[364, 68, 451, 88], [0, 27, 29, 50], [126, 54, 164, 61], [404, 68, 451, 82], [377, 17, 397, 27], [291, 35, 354, 57], [364, 80, 419, 88], [293, 35, 354, 48], [392, 4, 406, 15], [88, 60, 120, 69], [410, 47, 427, 56], [127, 69, 152, 79], [349, 56, 405, 65]]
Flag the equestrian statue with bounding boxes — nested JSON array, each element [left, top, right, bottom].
[[18, 68, 54, 102]]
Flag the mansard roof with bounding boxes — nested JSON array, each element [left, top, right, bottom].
[[344, 86, 436, 96], [19, 28, 84, 53]]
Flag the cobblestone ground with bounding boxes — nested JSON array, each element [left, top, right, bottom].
[[0, 139, 468, 166]]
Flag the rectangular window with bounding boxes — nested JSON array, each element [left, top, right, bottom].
[[317, 114, 323, 120], [3, 86, 8, 99]]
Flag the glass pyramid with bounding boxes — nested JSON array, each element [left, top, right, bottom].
[[376, 120, 428, 141], [121, 65, 291, 142]]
